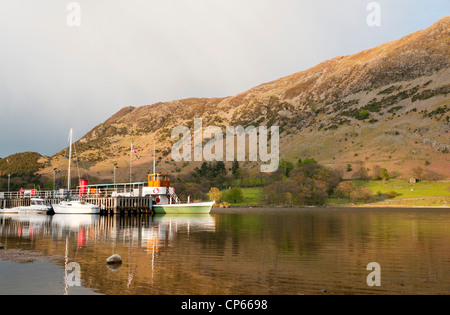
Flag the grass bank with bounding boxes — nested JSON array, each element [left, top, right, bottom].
[[223, 180, 450, 207], [355, 180, 450, 198]]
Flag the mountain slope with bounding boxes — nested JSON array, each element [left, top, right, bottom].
[[0, 152, 44, 176], [41, 16, 450, 182]]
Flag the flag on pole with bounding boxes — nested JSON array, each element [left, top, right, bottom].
[[131, 143, 140, 160]]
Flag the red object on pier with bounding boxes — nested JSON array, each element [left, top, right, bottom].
[[79, 179, 88, 196]]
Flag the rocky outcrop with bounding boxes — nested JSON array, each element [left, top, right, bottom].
[[422, 139, 450, 153]]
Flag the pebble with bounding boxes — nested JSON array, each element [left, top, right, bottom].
[[106, 254, 122, 264]]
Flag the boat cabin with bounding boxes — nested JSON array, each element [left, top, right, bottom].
[[148, 174, 170, 188], [30, 198, 46, 206], [142, 174, 178, 204]]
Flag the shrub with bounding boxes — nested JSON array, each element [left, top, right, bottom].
[[297, 158, 318, 167], [371, 165, 381, 180], [359, 187, 374, 202], [350, 187, 373, 203], [279, 159, 295, 177], [334, 181, 357, 199], [208, 187, 222, 202], [360, 110, 370, 120], [223, 187, 244, 203], [381, 168, 390, 181], [387, 191, 399, 198]]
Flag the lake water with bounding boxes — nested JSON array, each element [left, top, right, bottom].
[[1, 207, 450, 295]]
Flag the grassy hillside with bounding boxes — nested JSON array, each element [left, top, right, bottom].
[[27, 15, 450, 184], [0, 152, 44, 176]]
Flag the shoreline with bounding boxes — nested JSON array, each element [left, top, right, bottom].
[[211, 204, 450, 214], [0, 248, 62, 263]]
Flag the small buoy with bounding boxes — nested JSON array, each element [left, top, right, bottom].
[[106, 254, 122, 264]]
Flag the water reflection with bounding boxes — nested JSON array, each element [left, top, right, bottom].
[[1, 209, 450, 295], [0, 214, 215, 248], [144, 214, 215, 251], [0, 213, 217, 294]]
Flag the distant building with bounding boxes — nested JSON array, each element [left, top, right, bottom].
[[409, 177, 417, 184]]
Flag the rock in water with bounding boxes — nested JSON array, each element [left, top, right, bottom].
[[0, 243, 4, 249], [106, 254, 122, 264]]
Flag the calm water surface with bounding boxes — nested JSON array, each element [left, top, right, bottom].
[[1, 207, 450, 295]]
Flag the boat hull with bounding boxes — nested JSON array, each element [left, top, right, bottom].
[[152, 201, 215, 214], [16, 207, 49, 214], [0, 207, 49, 214], [52, 204, 100, 214], [0, 208, 19, 214]]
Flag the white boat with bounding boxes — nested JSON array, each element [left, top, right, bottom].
[[0, 197, 51, 214], [152, 200, 215, 214], [52, 200, 100, 214], [0, 208, 19, 214], [139, 144, 215, 215], [142, 173, 215, 214], [52, 128, 99, 215]]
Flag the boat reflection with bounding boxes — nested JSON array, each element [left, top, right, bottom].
[[0, 213, 50, 240], [144, 214, 215, 252], [51, 214, 101, 231], [0, 213, 216, 251]]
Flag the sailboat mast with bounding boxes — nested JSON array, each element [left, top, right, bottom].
[[130, 143, 132, 184], [68, 128, 73, 192]]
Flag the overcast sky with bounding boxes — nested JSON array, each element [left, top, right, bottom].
[[0, 0, 448, 158]]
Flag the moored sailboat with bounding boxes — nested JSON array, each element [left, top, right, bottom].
[[52, 200, 100, 214], [52, 128, 100, 214]]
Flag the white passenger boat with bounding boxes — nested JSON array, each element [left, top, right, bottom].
[[139, 144, 215, 214], [143, 174, 215, 214]]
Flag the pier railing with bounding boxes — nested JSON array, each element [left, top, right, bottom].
[[0, 188, 153, 214], [0, 186, 145, 200]]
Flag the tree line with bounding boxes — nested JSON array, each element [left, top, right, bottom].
[[171, 159, 349, 206]]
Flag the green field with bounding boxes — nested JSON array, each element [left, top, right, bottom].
[[354, 180, 450, 198], [237, 187, 263, 206], [221, 187, 263, 206], [341, 180, 450, 207], [223, 180, 450, 207]]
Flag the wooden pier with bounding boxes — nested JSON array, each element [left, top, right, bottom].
[[84, 196, 153, 214], [0, 198, 31, 209], [0, 196, 153, 215]]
